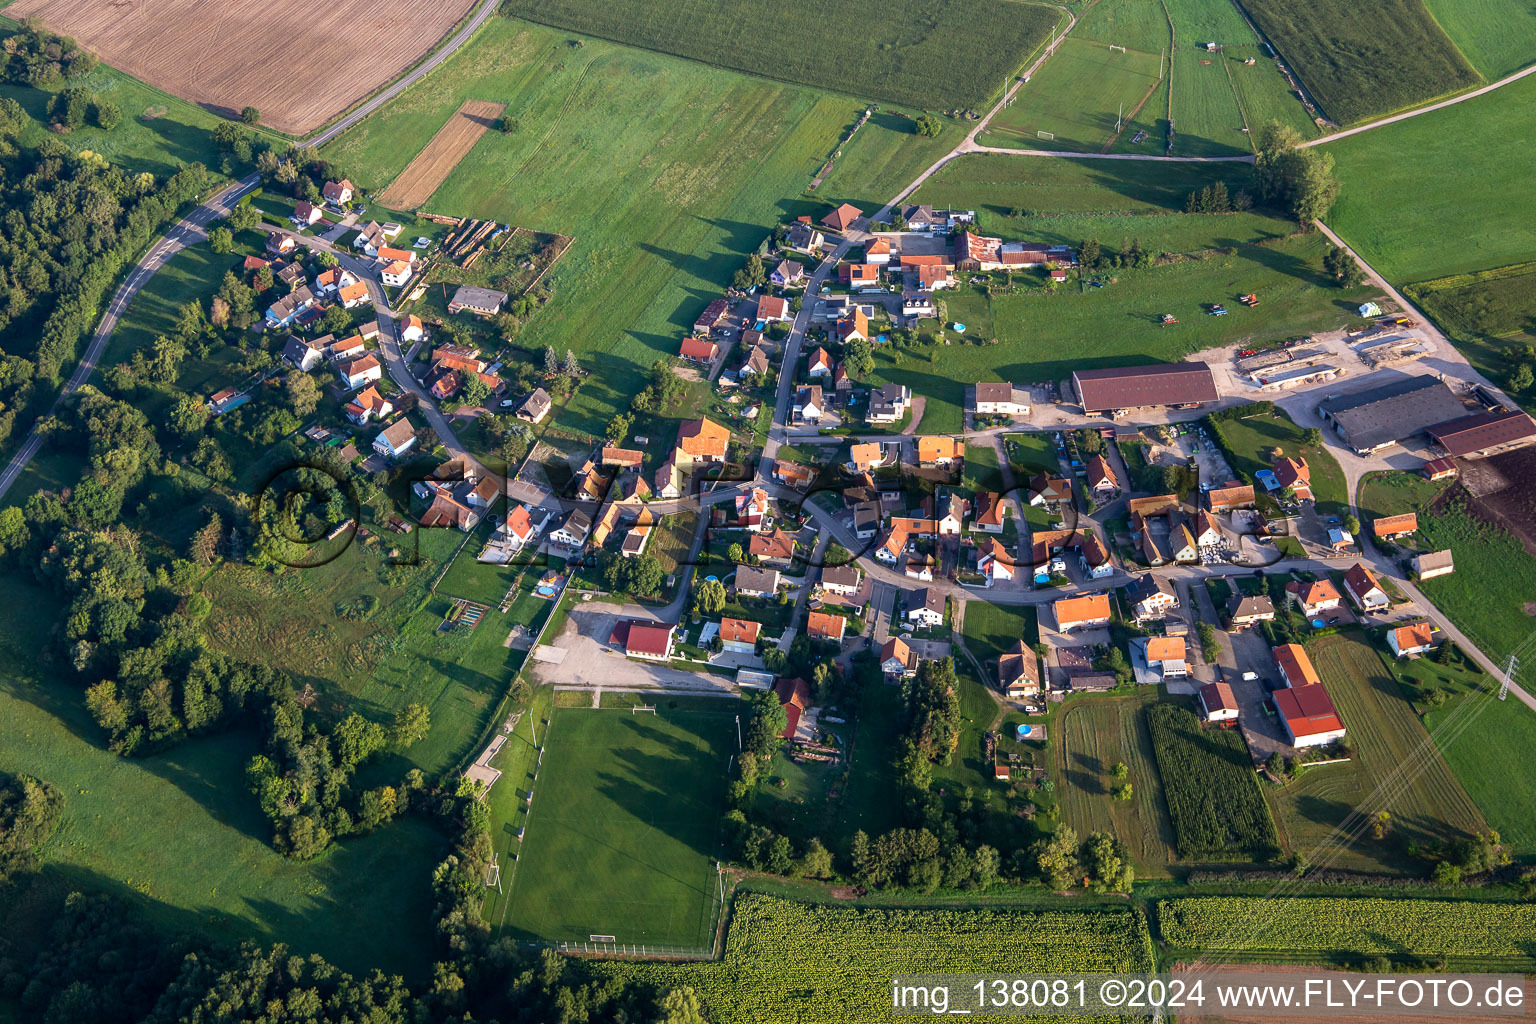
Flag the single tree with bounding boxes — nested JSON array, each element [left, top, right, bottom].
[[240, 106, 260, 125]]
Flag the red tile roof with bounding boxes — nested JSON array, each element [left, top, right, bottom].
[[1274, 684, 1343, 739], [626, 623, 674, 658]]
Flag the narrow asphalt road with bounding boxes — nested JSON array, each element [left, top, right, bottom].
[[0, 173, 261, 502], [299, 0, 502, 149], [1299, 62, 1536, 148]]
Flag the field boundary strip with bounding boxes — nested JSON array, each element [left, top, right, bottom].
[[379, 99, 507, 210]]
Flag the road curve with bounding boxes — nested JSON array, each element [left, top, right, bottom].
[[0, 173, 261, 503], [300, 0, 501, 149]]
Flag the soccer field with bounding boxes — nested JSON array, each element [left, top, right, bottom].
[[983, 38, 1165, 153], [501, 702, 737, 949]]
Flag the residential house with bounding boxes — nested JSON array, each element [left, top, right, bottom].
[[998, 641, 1040, 698], [901, 290, 936, 319], [848, 442, 885, 473], [625, 623, 674, 663], [620, 520, 653, 558], [1028, 473, 1072, 506], [679, 418, 730, 463], [1412, 550, 1454, 581], [1227, 593, 1276, 630], [719, 617, 760, 654], [912, 262, 955, 290], [345, 385, 393, 425], [741, 344, 771, 378], [807, 611, 846, 642], [516, 388, 552, 424], [282, 334, 326, 371], [353, 221, 388, 255], [292, 201, 323, 227], [337, 280, 371, 308], [793, 385, 824, 424], [905, 587, 946, 627], [341, 354, 383, 389], [1054, 593, 1111, 631], [1388, 621, 1436, 658], [749, 529, 796, 566], [736, 488, 771, 531], [757, 294, 790, 323], [1125, 575, 1178, 621], [787, 222, 823, 251], [831, 363, 852, 391], [1145, 635, 1188, 680], [820, 565, 861, 597], [1328, 527, 1355, 551], [854, 502, 882, 540], [329, 334, 366, 361], [1192, 510, 1223, 551], [770, 259, 804, 286], [314, 267, 356, 296], [974, 538, 1013, 584], [880, 636, 917, 678], [372, 417, 417, 459], [398, 315, 427, 344], [864, 237, 891, 264], [1206, 483, 1256, 513], [1275, 683, 1346, 748], [1272, 456, 1313, 501], [321, 179, 353, 205], [1080, 532, 1115, 579], [971, 492, 1007, 533], [773, 460, 814, 489], [1287, 578, 1342, 617], [549, 508, 592, 549], [836, 308, 871, 344], [1343, 563, 1389, 613], [266, 231, 298, 256], [265, 285, 316, 327], [821, 203, 861, 232], [679, 336, 717, 364], [734, 566, 781, 599], [918, 435, 963, 467], [971, 382, 1030, 416], [1168, 520, 1199, 564], [839, 262, 880, 289], [448, 286, 508, 316], [376, 246, 416, 266], [379, 259, 413, 288], [875, 526, 909, 565], [1087, 454, 1119, 498], [937, 493, 967, 535], [1373, 513, 1418, 541], [206, 388, 242, 415], [602, 447, 644, 469], [500, 505, 546, 553], [807, 347, 833, 377], [1273, 643, 1321, 689], [1199, 682, 1239, 723], [869, 383, 911, 424]]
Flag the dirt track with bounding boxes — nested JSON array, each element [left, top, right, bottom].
[[377, 99, 505, 209], [9, 0, 478, 134]]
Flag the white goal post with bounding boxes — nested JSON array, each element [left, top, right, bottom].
[[631, 704, 657, 715], [1036, 130, 1055, 140], [1108, 44, 1126, 53]]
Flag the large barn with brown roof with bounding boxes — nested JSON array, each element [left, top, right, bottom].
[[1072, 363, 1218, 414], [1428, 409, 1536, 458]]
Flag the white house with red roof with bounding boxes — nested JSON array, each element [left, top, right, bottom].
[[341, 354, 383, 389], [292, 201, 323, 227]]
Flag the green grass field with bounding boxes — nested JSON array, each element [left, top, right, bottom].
[[1416, 499, 1536, 683], [1356, 470, 1453, 521], [1406, 263, 1536, 403], [812, 110, 969, 212], [602, 894, 1155, 1022], [1052, 697, 1178, 874], [1234, 0, 1480, 125], [1324, 71, 1536, 284], [1422, 0, 1536, 79], [325, 20, 852, 436], [961, 600, 1039, 668], [983, 39, 1166, 154], [1207, 406, 1349, 514], [0, 573, 442, 979], [491, 0, 1060, 111], [501, 702, 736, 948], [1426, 692, 1536, 853], [1264, 633, 1486, 873], [0, 22, 224, 178]]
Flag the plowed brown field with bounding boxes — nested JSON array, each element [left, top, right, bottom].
[[8, 0, 478, 135], [377, 99, 504, 209]]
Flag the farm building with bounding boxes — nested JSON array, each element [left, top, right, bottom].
[[1198, 681, 1239, 723], [1206, 483, 1255, 513], [1273, 643, 1321, 689], [1421, 457, 1457, 481], [1412, 550, 1454, 580], [1372, 513, 1418, 540], [447, 285, 508, 316], [1071, 363, 1218, 415], [1316, 376, 1467, 455], [1427, 409, 1536, 458], [693, 298, 730, 334], [1274, 683, 1346, 748]]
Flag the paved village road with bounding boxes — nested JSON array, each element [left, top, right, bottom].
[[0, 173, 261, 503]]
